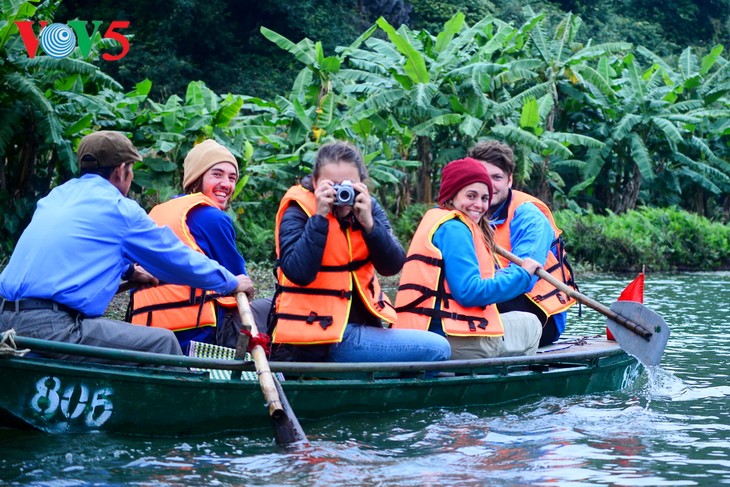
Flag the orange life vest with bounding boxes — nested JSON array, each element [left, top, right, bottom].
[[271, 185, 397, 345], [493, 190, 577, 316], [393, 208, 504, 337], [128, 193, 235, 331]]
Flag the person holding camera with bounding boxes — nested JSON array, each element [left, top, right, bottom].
[[269, 141, 450, 362]]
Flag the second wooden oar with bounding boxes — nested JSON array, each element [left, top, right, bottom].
[[236, 293, 308, 447], [494, 245, 670, 366]]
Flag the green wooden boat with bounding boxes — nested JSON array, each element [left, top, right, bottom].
[[0, 335, 641, 437]]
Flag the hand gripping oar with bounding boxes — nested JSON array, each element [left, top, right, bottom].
[[494, 246, 670, 366], [236, 293, 308, 446]]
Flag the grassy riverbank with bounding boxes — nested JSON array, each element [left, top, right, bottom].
[[554, 207, 730, 272]]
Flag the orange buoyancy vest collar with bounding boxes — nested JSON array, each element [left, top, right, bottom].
[[393, 208, 504, 337], [493, 190, 577, 316], [272, 185, 397, 345], [129, 193, 235, 331]]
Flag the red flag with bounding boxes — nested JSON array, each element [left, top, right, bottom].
[[607, 273, 644, 340]]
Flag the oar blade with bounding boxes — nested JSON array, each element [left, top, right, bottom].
[[272, 377, 308, 447], [606, 301, 670, 366]]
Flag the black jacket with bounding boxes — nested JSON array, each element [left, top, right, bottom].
[[271, 193, 405, 361]]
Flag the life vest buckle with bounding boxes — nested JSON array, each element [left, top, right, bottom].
[[467, 319, 477, 332], [306, 311, 318, 324], [477, 319, 488, 330], [557, 293, 566, 304], [319, 316, 333, 330]]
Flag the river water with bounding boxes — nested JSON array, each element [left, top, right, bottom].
[[1, 272, 729, 486]]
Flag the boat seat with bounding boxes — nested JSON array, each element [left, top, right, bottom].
[[188, 341, 284, 382]]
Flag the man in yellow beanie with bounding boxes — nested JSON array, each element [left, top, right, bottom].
[[129, 139, 270, 353]]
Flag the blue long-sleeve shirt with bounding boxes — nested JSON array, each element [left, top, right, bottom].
[[187, 204, 247, 276], [0, 175, 239, 317], [432, 219, 532, 307], [490, 198, 554, 292], [490, 192, 567, 333]]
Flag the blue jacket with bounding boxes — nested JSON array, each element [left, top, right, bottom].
[[490, 191, 567, 334]]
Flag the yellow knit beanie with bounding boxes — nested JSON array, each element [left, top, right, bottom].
[[183, 139, 238, 191]]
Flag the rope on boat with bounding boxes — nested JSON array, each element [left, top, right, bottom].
[[536, 335, 603, 354], [0, 329, 30, 357]]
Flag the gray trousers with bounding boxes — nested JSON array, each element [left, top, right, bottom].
[[0, 307, 182, 364], [447, 311, 542, 360]]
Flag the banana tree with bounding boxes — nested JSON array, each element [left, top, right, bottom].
[[346, 13, 542, 203], [0, 0, 122, 254], [511, 9, 631, 204], [578, 50, 730, 213]]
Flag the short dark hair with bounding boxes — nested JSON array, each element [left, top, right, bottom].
[[79, 156, 119, 179], [467, 140, 515, 176], [314, 141, 368, 181]]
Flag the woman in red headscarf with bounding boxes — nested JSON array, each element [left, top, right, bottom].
[[394, 158, 542, 359]]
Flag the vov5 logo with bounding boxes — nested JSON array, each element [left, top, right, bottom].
[[14, 20, 130, 61]]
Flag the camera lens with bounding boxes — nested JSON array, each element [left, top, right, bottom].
[[335, 186, 354, 205]]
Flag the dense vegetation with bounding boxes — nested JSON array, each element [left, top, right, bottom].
[[2, 0, 730, 271]]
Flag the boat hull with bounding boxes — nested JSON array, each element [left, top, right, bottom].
[[0, 338, 641, 437]]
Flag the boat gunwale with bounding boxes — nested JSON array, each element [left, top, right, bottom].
[[7, 335, 627, 376]]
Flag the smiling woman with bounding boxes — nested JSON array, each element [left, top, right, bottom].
[[393, 157, 544, 359]]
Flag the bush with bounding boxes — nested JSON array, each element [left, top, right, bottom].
[[390, 203, 433, 250], [555, 207, 730, 272]]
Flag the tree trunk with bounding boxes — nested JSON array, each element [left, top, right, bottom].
[[535, 98, 557, 206], [612, 163, 641, 213], [535, 155, 553, 207], [722, 195, 730, 223], [416, 135, 432, 204]]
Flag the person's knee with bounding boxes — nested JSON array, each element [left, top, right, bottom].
[[154, 328, 183, 355], [430, 335, 451, 361]]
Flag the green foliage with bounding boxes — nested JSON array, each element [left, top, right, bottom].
[[390, 203, 433, 249], [556, 207, 730, 271], [3, 1, 730, 273], [231, 203, 277, 264]]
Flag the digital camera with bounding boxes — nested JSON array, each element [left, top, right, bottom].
[[333, 180, 358, 206]]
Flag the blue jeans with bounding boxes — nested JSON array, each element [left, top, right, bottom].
[[328, 324, 451, 362]]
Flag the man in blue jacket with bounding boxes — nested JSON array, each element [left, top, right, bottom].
[[0, 131, 253, 362], [468, 140, 577, 346]]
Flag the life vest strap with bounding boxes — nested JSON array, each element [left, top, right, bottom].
[[278, 285, 352, 300], [127, 290, 223, 317], [395, 284, 440, 312], [275, 312, 334, 330], [401, 306, 491, 332], [319, 258, 370, 272], [404, 253, 443, 267], [532, 287, 570, 305]]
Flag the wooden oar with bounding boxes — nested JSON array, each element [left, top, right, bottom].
[[494, 245, 670, 366], [236, 293, 308, 447]]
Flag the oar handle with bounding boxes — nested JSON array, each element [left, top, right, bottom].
[[494, 245, 653, 340], [236, 292, 285, 419]]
